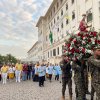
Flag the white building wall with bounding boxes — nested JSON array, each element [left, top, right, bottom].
[[28, 0, 100, 64], [43, 0, 100, 64]]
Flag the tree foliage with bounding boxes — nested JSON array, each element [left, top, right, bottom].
[[0, 54, 17, 64]]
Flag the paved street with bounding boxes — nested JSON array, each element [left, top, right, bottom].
[[0, 78, 95, 100]]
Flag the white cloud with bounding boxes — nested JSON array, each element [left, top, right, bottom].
[[19, 11, 32, 22], [0, 12, 6, 18], [0, 0, 53, 58]]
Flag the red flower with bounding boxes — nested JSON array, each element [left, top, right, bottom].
[[67, 44, 71, 48], [75, 49, 80, 53], [82, 36, 84, 39], [91, 32, 97, 37], [88, 39, 91, 42], [73, 40, 77, 44], [85, 34, 89, 37], [98, 40, 100, 44], [77, 32, 81, 36], [69, 38, 73, 41], [95, 40, 98, 44], [71, 48, 75, 54], [82, 48, 85, 53]]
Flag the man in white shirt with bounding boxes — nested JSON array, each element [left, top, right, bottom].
[[38, 64, 46, 87], [48, 63, 54, 82]]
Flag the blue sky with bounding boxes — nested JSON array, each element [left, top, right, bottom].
[[0, 0, 53, 59]]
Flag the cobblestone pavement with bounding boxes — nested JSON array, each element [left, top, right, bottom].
[[0, 78, 96, 100]]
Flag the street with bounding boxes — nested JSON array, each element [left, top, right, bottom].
[[0, 78, 96, 100]]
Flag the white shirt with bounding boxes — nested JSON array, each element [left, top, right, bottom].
[[38, 66, 45, 77], [8, 67, 14, 73], [48, 66, 54, 74]]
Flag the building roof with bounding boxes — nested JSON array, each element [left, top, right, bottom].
[[36, 16, 44, 27], [27, 41, 38, 53], [36, 0, 56, 27], [45, 0, 56, 17]]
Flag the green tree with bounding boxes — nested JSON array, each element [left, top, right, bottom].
[[0, 54, 17, 64]]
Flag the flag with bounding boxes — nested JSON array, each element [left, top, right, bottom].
[[49, 31, 53, 44]]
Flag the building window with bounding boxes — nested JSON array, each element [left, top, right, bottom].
[[72, 11, 75, 20], [54, 18, 56, 24], [66, 3, 68, 10], [48, 16, 50, 21], [57, 47, 59, 55], [60, 0, 63, 3], [51, 11, 52, 17], [72, 0, 74, 4], [66, 19, 69, 25], [85, 0, 88, 2], [61, 23, 63, 28], [57, 16, 59, 20], [54, 7, 55, 13], [50, 50, 52, 57], [57, 28, 59, 32], [57, 2, 59, 9], [48, 52, 49, 58], [53, 49, 56, 56], [46, 36, 48, 41], [87, 9, 93, 23], [61, 10, 63, 16], [62, 45, 64, 53]]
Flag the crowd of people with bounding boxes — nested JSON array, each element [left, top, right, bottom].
[[0, 50, 99, 100], [0, 49, 100, 100], [0, 14, 99, 100], [0, 61, 62, 87]]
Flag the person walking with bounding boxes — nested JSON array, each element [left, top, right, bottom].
[[32, 64, 35, 81], [46, 64, 49, 79], [33, 62, 39, 82], [22, 63, 28, 81], [15, 61, 23, 83], [8, 64, 14, 80], [0, 70, 1, 81], [53, 64, 58, 81], [43, 64, 46, 81], [60, 55, 72, 100], [27, 63, 32, 80], [1, 64, 9, 84], [38, 64, 45, 87], [88, 46, 100, 100], [57, 64, 62, 83], [48, 63, 54, 82], [56, 64, 62, 81]]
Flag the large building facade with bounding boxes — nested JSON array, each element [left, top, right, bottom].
[[28, 0, 100, 64]]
